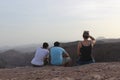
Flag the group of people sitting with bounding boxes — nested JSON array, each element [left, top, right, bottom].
[[31, 31, 96, 67]]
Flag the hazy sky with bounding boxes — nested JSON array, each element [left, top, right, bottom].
[[0, 0, 120, 46]]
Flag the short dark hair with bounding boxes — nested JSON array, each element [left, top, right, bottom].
[[43, 42, 49, 48], [83, 31, 89, 39], [54, 41, 60, 46]]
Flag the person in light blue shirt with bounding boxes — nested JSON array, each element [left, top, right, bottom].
[[50, 41, 71, 66]]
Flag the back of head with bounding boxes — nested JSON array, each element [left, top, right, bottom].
[[54, 41, 60, 47], [43, 42, 49, 49], [83, 31, 89, 39]]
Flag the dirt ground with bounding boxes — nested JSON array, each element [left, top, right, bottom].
[[0, 62, 120, 80]]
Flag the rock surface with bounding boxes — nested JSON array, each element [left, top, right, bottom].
[[0, 62, 120, 80]]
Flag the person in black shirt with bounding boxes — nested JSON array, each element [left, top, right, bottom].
[[77, 31, 96, 65]]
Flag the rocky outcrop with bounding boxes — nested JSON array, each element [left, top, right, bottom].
[[0, 62, 120, 80]]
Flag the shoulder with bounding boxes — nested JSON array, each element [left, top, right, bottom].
[[56, 47, 66, 51], [50, 47, 59, 51], [39, 48, 49, 52], [78, 41, 82, 47], [78, 41, 83, 44], [41, 49, 49, 55], [50, 47, 56, 49], [51, 47, 64, 50], [59, 47, 64, 49], [59, 47, 65, 50], [56, 47, 65, 51], [45, 49, 49, 52]]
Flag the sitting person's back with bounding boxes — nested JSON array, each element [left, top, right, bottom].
[[31, 42, 49, 67], [50, 47, 66, 65], [50, 41, 71, 66], [77, 31, 96, 65]]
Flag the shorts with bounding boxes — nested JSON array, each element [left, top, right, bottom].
[[63, 57, 71, 64]]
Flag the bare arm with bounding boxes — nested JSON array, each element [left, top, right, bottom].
[[63, 51, 70, 57], [89, 35, 96, 46], [48, 54, 51, 64], [77, 42, 82, 56]]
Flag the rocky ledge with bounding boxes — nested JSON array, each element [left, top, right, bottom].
[[0, 62, 120, 80]]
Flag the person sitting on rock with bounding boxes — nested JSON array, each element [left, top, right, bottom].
[[77, 31, 96, 65], [50, 41, 71, 67], [31, 42, 49, 67]]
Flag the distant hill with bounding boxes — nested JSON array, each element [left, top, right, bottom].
[[96, 36, 106, 40], [0, 42, 54, 53], [100, 39, 120, 43], [0, 38, 119, 53], [96, 38, 120, 44], [13, 44, 39, 53], [0, 49, 34, 68], [0, 46, 13, 53]]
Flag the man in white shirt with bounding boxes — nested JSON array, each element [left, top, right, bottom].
[[31, 42, 49, 67]]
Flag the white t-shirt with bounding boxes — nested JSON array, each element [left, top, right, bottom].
[[31, 47, 49, 66]]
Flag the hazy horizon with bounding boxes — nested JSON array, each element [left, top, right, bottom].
[[1, 0, 120, 47]]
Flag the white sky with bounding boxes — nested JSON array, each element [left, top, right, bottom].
[[0, 0, 120, 46]]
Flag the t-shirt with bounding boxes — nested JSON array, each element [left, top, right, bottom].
[[50, 47, 67, 65], [31, 47, 49, 66]]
